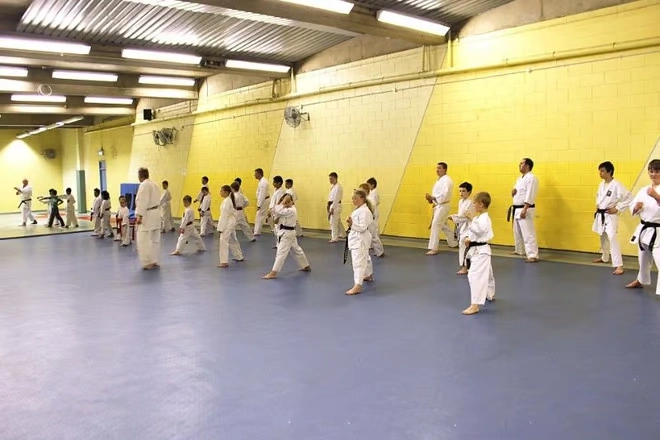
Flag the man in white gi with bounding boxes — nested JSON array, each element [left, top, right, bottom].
[[14, 179, 37, 226], [509, 157, 540, 262], [269, 175, 285, 247], [135, 167, 162, 270], [327, 172, 345, 243], [285, 178, 303, 237], [254, 168, 270, 236], [592, 161, 632, 275], [425, 162, 457, 255]]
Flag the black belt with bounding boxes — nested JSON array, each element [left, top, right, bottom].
[[104, 208, 111, 211], [147, 205, 159, 211], [279, 224, 295, 231], [236, 207, 243, 211], [463, 242, 487, 268], [17, 198, 31, 208], [636, 220, 660, 251], [327, 201, 341, 204], [185, 221, 193, 226], [594, 208, 607, 225], [344, 227, 351, 264], [507, 204, 535, 222], [264, 196, 270, 199]]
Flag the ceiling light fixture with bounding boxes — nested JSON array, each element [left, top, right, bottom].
[[11, 94, 67, 103], [277, 0, 354, 14], [138, 75, 196, 86], [376, 10, 450, 36], [0, 36, 90, 54], [16, 115, 84, 139], [122, 48, 202, 65], [0, 66, 28, 77], [84, 96, 133, 105], [52, 70, 118, 82], [225, 59, 291, 73]]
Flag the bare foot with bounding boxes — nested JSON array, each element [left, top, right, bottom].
[[363, 275, 374, 282], [263, 271, 277, 279], [462, 305, 480, 315], [217, 263, 229, 268], [426, 250, 438, 256], [170, 251, 181, 256], [328, 240, 339, 243], [612, 267, 624, 275], [593, 258, 604, 263], [486, 296, 495, 302], [346, 285, 362, 295], [456, 268, 468, 275], [377, 253, 385, 258], [197, 249, 205, 253], [626, 280, 643, 288], [511, 251, 520, 255], [525, 258, 539, 263], [300, 266, 311, 272]]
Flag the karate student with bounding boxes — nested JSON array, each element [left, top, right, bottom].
[[359, 183, 384, 257], [269, 176, 286, 246], [327, 172, 346, 243], [116, 196, 131, 247], [451, 182, 475, 275], [135, 167, 162, 270], [345, 189, 374, 295], [198, 186, 213, 236], [231, 181, 255, 241], [160, 180, 174, 233], [285, 178, 303, 237], [263, 193, 311, 279], [64, 187, 78, 228], [194, 176, 209, 203], [217, 185, 244, 267], [171, 195, 205, 255], [425, 162, 457, 255], [462, 192, 496, 315], [90, 188, 102, 236], [42, 189, 64, 227], [509, 157, 540, 262], [14, 179, 37, 226], [254, 168, 270, 235], [98, 190, 113, 239], [626, 159, 660, 294]]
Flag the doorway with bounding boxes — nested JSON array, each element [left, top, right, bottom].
[[99, 160, 107, 192]]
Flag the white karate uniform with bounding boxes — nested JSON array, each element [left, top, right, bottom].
[[271, 204, 309, 272], [100, 199, 112, 237], [233, 190, 255, 241], [195, 184, 208, 203], [328, 183, 346, 241], [217, 197, 243, 264], [135, 178, 162, 267], [270, 187, 285, 243], [160, 189, 174, 232], [629, 185, 660, 295], [466, 212, 496, 305], [17, 185, 36, 224], [366, 190, 384, 256], [254, 177, 270, 235], [452, 198, 475, 267], [175, 207, 204, 252], [199, 194, 213, 236], [285, 187, 303, 236], [428, 175, 457, 250], [117, 206, 131, 246], [92, 196, 102, 235], [592, 179, 632, 268], [348, 204, 373, 286], [65, 194, 78, 227], [511, 172, 540, 259]]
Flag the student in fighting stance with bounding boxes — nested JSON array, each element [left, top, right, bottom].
[[231, 181, 256, 242], [217, 185, 243, 267], [345, 189, 374, 295], [198, 186, 212, 236], [171, 195, 205, 255], [451, 182, 474, 275], [269, 176, 286, 246]]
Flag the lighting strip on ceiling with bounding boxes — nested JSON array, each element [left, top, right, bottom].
[[16, 115, 84, 139], [0, 66, 28, 77], [376, 10, 450, 36], [84, 96, 133, 105], [225, 59, 291, 73], [122, 48, 202, 65], [0, 36, 90, 54], [52, 70, 119, 82], [11, 94, 67, 103], [138, 75, 196, 86], [276, 0, 354, 14]]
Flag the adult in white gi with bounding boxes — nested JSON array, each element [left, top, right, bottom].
[[262, 193, 311, 279], [284, 178, 303, 237], [160, 180, 174, 233], [269, 176, 286, 246], [451, 182, 475, 274], [198, 187, 212, 236], [254, 168, 270, 235], [345, 189, 374, 295], [90, 188, 102, 236], [510, 158, 540, 262], [14, 179, 37, 226], [328, 172, 346, 243], [217, 185, 243, 267], [425, 162, 457, 255], [171, 195, 204, 255], [592, 161, 632, 275], [626, 159, 660, 294], [231, 181, 255, 242], [64, 187, 78, 228], [135, 167, 162, 270]]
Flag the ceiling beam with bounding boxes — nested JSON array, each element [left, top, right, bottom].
[[0, 104, 135, 116], [184, 0, 444, 46]]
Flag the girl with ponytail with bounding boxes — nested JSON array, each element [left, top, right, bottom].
[[217, 185, 243, 267]]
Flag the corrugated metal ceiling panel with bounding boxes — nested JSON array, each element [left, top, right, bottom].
[[354, 0, 515, 23]]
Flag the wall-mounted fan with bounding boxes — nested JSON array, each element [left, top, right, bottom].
[[42, 148, 57, 159], [284, 106, 309, 128], [153, 127, 177, 146]]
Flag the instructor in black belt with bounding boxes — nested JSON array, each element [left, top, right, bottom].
[[509, 158, 540, 262]]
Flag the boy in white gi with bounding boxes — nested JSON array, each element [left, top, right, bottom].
[[345, 189, 374, 295], [462, 192, 496, 315], [64, 187, 78, 228], [98, 190, 113, 239], [254, 168, 270, 235], [90, 188, 102, 236], [451, 182, 474, 275], [592, 161, 632, 275], [171, 195, 205, 255], [269, 176, 285, 247], [263, 193, 311, 279], [160, 180, 174, 233], [198, 186, 212, 236], [425, 162, 457, 255], [194, 176, 209, 203], [231, 180, 255, 242], [359, 183, 385, 257], [328, 172, 346, 243], [116, 196, 131, 247], [509, 157, 540, 262], [285, 178, 303, 237], [626, 159, 660, 294], [217, 185, 244, 267]]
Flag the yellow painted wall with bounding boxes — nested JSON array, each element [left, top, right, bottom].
[[0, 129, 62, 213]]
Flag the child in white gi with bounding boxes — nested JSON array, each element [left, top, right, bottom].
[[451, 182, 474, 275], [359, 183, 384, 257], [263, 193, 311, 279], [285, 178, 303, 237], [217, 185, 243, 267], [90, 188, 102, 236], [345, 189, 374, 295], [64, 187, 78, 228], [115, 196, 131, 246], [98, 190, 113, 239], [269, 176, 285, 247], [231, 180, 255, 242], [160, 180, 174, 233], [171, 195, 205, 255], [198, 186, 213, 236], [462, 192, 495, 315], [626, 159, 660, 294]]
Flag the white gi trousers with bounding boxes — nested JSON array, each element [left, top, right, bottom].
[[254, 203, 269, 235], [235, 210, 254, 241], [176, 225, 204, 252], [161, 203, 174, 231], [93, 215, 102, 235], [272, 230, 309, 272], [513, 208, 539, 258], [428, 203, 456, 249], [594, 213, 623, 267], [66, 206, 78, 227], [101, 213, 112, 236], [21, 201, 35, 224], [467, 253, 495, 305], [200, 212, 213, 236], [351, 243, 373, 285], [330, 204, 345, 241], [369, 220, 384, 256], [219, 227, 243, 264], [137, 226, 161, 267], [121, 224, 131, 246]]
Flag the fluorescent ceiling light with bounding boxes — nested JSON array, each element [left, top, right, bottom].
[[277, 0, 354, 14], [138, 75, 195, 86], [0, 66, 28, 77], [61, 116, 84, 124], [0, 36, 90, 54], [11, 94, 67, 103], [16, 115, 84, 139], [225, 59, 291, 73], [11, 105, 66, 113], [52, 70, 118, 82], [376, 10, 450, 36], [16, 132, 31, 139], [122, 48, 201, 65], [85, 96, 133, 105]]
